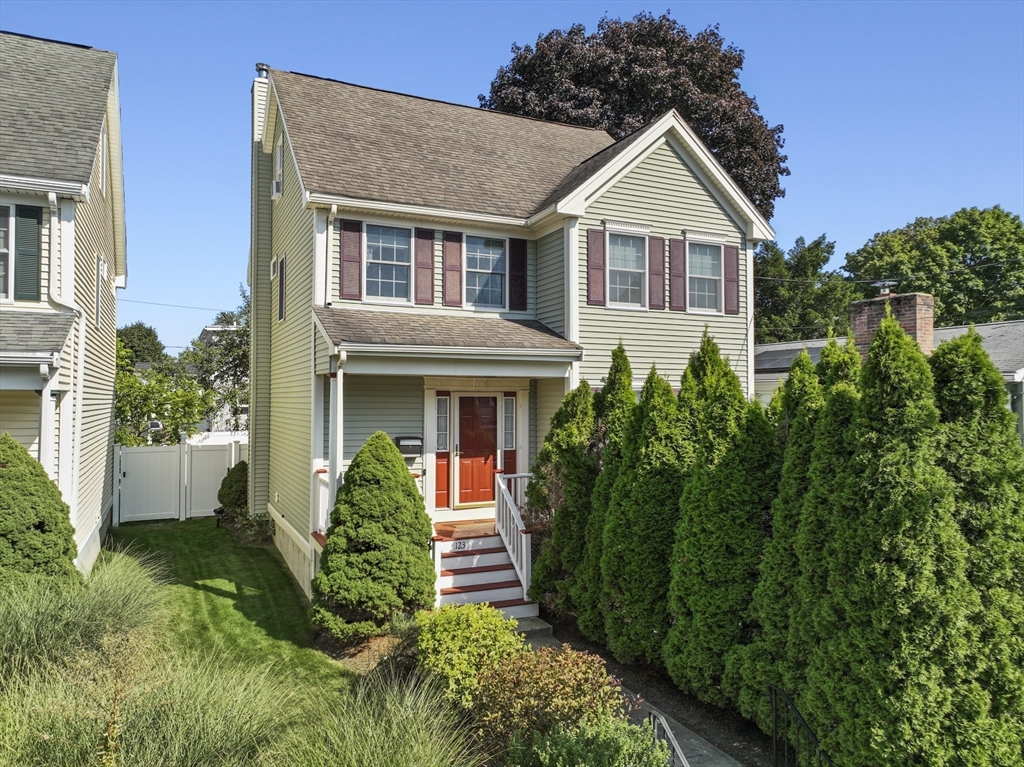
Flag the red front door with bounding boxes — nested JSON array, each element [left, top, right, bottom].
[[457, 396, 497, 505]]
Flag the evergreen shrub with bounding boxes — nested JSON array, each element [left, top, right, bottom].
[[415, 604, 524, 708], [522, 718, 668, 767], [0, 433, 78, 580], [601, 367, 690, 665], [527, 382, 598, 609], [311, 432, 435, 644], [217, 460, 248, 518], [573, 344, 634, 642]]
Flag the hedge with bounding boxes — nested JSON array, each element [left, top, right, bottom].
[[217, 460, 248, 519]]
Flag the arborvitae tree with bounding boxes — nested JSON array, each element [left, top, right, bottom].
[[814, 334, 861, 389], [0, 433, 78, 580], [725, 351, 821, 726], [806, 315, 980, 765], [930, 330, 1024, 761], [665, 400, 777, 704], [573, 344, 635, 643], [527, 382, 599, 609], [311, 431, 435, 644], [601, 367, 691, 665]]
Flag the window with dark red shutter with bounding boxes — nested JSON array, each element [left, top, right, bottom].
[[724, 244, 740, 315], [648, 236, 665, 310], [339, 219, 362, 300], [586, 229, 605, 306], [669, 238, 687, 311], [509, 238, 527, 311], [415, 228, 434, 305], [442, 231, 462, 307]]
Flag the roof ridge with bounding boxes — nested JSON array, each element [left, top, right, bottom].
[[0, 29, 111, 53], [276, 68, 610, 135]]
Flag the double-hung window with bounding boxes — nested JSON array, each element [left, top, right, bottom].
[[607, 233, 646, 307], [365, 225, 412, 302], [0, 205, 41, 302], [688, 242, 722, 312], [465, 236, 505, 308]]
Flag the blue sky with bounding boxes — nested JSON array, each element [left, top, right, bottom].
[[3, 0, 1022, 351]]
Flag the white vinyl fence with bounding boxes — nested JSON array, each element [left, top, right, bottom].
[[113, 440, 248, 525]]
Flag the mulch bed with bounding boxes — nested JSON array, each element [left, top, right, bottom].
[[545, 611, 773, 767], [313, 632, 405, 674]]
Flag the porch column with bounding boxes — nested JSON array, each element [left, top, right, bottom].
[[38, 365, 57, 480], [327, 353, 345, 503]]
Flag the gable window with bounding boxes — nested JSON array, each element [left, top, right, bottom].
[[465, 236, 505, 308], [272, 137, 283, 200], [94, 255, 107, 326], [365, 225, 411, 302], [688, 242, 722, 313], [277, 255, 286, 321], [99, 120, 108, 196], [607, 233, 646, 307]]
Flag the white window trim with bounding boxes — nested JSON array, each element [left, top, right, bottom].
[[0, 197, 46, 304], [462, 231, 509, 312], [93, 254, 106, 326], [99, 119, 108, 197], [0, 203, 12, 303], [436, 395, 450, 453], [502, 395, 516, 450], [604, 226, 649, 312], [685, 236, 725, 316], [276, 254, 286, 321], [361, 221, 415, 306], [272, 136, 283, 201]]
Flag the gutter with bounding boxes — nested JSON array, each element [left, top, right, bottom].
[[0, 174, 89, 202], [0, 351, 60, 367], [334, 342, 583, 362]]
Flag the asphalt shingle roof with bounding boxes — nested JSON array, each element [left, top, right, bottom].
[[755, 319, 1024, 377], [0, 32, 115, 184], [313, 306, 581, 353], [271, 70, 616, 219], [0, 310, 75, 354]]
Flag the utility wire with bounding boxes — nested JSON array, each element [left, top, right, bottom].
[[119, 298, 219, 312]]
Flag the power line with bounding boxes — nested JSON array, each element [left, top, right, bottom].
[[119, 298, 219, 312]]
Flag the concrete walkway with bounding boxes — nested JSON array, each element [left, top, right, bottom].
[[516, 618, 743, 767]]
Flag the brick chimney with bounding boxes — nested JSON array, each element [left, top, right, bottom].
[[849, 292, 935, 360]]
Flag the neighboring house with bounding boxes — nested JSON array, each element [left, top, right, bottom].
[[248, 64, 773, 611], [0, 32, 127, 572], [754, 294, 1024, 443]]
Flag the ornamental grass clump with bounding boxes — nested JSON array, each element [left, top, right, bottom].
[[527, 381, 598, 610], [311, 431, 435, 644], [573, 344, 634, 643], [0, 432, 78, 581]]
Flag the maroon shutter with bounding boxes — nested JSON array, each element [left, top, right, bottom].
[[509, 238, 527, 311], [442, 231, 462, 307], [339, 220, 362, 300], [586, 229, 605, 306], [724, 244, 740, 315], [669, 238, 687, 311], [415, 228, 434, 305], [648, 236, 665, 310]]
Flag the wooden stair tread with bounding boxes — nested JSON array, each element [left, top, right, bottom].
[[433, 519, 498, 540], [441, 546, 507, 558], [487, 597, 536, 608], [440, 563, 515, 577], [440, 579, 521, 595]]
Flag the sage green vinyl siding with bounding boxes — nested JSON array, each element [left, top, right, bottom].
[[534, 377, 565, 457], [528, 379, 538, 465], [267, 116, 316, 539], [249, 143, 272, 520], [0, 390, 40, 457], [330, 224, 538, 319], [342, 375, 424, 476], [535, 228, 564, 336], [577, 140, 750, 392]]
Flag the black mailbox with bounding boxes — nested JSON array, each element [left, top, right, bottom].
[[394, 436, 423, 456]]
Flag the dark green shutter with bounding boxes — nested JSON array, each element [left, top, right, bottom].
[[14, 206, 42, 301]]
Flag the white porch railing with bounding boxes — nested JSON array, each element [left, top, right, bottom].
[[495, 472, 533, 594], [316, 471, 331, 532]]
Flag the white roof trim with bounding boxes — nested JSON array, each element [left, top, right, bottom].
[[107, 62, 128, 281], [554, 111, 775, 242], [0, 351, 60, 366], [335, 342, 583, 362], [0, 175, 89, 201], [305, 192, 530, 231]]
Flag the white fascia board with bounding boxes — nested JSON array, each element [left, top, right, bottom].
[[0, 351, 60, 366], [1011, 368, 1023, 383], [265, 74, 309, 204], [107, 63, 128, 280], [0, 175, 88, 201], [305, 192, 532, 233], [338, 343, 583, 363], [552, 110, 775, 242]]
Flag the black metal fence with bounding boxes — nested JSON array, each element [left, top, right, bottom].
[[768, 685, 834, 767]]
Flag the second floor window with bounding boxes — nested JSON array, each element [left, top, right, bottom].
[[465, 236, 505, 308], [365, 225, 411, 301], [0, 204, 41, 302], [608, 233, 646, 307], [688, 242, 722, 312], [0, 207, 9, 301]]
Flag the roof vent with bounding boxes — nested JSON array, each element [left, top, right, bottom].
[[872, 280, 897, 296], [255, 63, 270, 79]]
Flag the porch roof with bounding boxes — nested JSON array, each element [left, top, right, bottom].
[[0, 310, 74, 358], [313, 306, 581, 355]]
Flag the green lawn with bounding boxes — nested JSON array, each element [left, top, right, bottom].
[[110, 517, 354, 697]]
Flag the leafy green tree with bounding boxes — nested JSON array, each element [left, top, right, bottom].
[[601, 367, 691, 665], [665, 400, 776, 705], [0, 433, 78, 580], [116, 321, 166, 364], [844, 206, 1024, 326], [725, 351, 821, 727], [754, 236, 857, 343], [527, 382, 598, 609], [805, 314, 981, 765], [311, 431, 435, 643], [930, 330, 1024, 760], [182, 286, 251, 431], [481, 12, 788, 220], [813, 334, 861, 389], [573, 345, 635, 643], [114, 340, 211, 446]]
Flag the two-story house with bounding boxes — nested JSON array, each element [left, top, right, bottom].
[[0, 32, 127, 572], [248, 64, 773, 613]]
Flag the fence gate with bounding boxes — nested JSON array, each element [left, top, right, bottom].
[[113, 441, 247, 525]]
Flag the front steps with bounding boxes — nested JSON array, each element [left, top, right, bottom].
[[434, 519, 539, 619]]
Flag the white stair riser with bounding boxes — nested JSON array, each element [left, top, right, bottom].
[[441, 551, 511, 569], [437, 535, 503, 554], [500, 602, 540, 620], [439, 568, 517, 589], [439, 585, 523, 605]]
